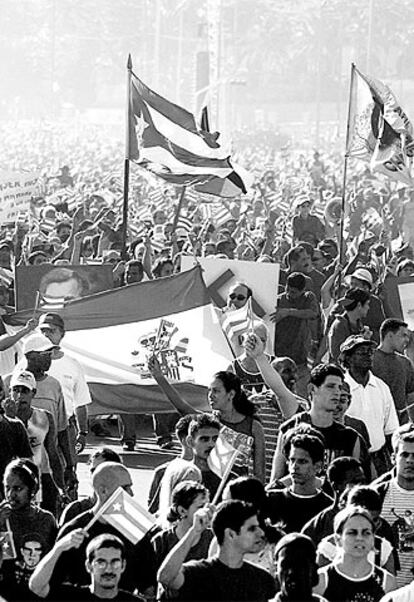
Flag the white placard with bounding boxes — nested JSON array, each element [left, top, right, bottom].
[[181, 256, 279, 349], [0, 171, 40, 224]]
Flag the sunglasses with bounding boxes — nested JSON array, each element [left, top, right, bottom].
[[229, 294, 246, 301]]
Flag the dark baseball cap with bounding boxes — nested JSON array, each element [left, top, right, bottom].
[[340, 335, 376, 355], [39, 313, 65, 331]]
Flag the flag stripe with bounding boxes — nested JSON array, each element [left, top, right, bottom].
[[132, 76, 228, 160]]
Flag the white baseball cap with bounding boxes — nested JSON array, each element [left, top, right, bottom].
[[350, 268, 373, 287], [10, 370, 36, 391], [23, 333, 55, 355]]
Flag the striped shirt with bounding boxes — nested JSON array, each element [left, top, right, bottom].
[[381, 478, 414, 587]]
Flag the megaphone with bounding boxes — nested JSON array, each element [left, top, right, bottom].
[[324, 198, 342, 225]]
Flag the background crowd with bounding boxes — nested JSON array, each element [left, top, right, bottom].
[[0, 120, 414, 602]]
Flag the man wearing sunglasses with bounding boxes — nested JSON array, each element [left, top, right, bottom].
[[226, 282, 252, 310]]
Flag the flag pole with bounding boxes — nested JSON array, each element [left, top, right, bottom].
[[172, 186, 186, 232], [122, 54, 133, 261], [212, 449, 240, 505], [337, 63, 355, 290]]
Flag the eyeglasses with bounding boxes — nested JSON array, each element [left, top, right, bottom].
[[229, 294, 246, 301], [92, 558, 123, 570]]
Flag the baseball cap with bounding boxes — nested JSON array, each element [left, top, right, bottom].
[[23, 333, 55, 355], [350, 268, 373, 287], [340, 335, 377, 355], [39, 313, 65, 331], [10, 370, 36, 391]]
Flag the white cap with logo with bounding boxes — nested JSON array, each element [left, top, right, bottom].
[[10, 370, 37, 391]]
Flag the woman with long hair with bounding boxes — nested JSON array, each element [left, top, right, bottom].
[[149, 356, 266, 482]]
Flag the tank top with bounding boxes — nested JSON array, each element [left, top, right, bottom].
[[322, 563, 387, 602]]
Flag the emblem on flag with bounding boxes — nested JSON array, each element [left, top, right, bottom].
[[131, 318, 192, 381]]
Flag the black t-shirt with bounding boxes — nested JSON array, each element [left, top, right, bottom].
[[267, 488, 333, 532], [52, 511, 157, 595], [280, 412, 358, 471], [47, 584, 141, 601], [178, 557, 276, 601]]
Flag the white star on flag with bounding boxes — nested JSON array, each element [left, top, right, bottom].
[[93, 487, 155, 545]]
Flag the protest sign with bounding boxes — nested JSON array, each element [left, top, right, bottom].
[[0, 171, 40, 224], [15, 264, 114, 311]]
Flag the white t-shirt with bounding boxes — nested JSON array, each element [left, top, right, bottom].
[[345, 371, 399, 452], [16, 352, 91, 417]]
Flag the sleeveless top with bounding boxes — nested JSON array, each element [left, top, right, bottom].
[[322, 563, 387, 602]]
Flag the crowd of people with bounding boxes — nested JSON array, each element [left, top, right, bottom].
[[0, 120, 414, 601]]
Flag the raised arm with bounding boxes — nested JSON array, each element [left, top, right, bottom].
[[157, 506, 213, 591], [148, 355, 200, 416], [0, 318, 38, 352], [244, 333, 299, 419], [29, 529, 87, 598]]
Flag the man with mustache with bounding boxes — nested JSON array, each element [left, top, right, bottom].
[[29, 532, 139, 600]]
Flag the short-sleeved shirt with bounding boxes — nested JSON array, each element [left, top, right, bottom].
[[277, 412, 359, 474], [178, 557, 276, 601], [345, 372, 399, 452], [378, 478, 414, 588], [372, 349, 414, 422], [267, 488, 333, 532]]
